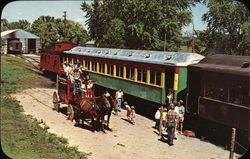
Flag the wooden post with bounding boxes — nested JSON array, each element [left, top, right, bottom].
[[229, 128, 236, 159], [159, 106, 163, 136]]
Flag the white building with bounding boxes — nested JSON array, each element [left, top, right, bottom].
[[1, 29, 41, 54]]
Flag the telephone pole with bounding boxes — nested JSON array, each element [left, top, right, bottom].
[[63, 11, 67, 41]]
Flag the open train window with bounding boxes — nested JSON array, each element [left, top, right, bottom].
[[126, 67, 134, 80], [99, 63, 105, 73], [138, 69, 147, 83], [116, 65, 123, 77], [86, 61, 90, 70], [107, 64, 114, 75], [150, 71, 161, 86], [205, 80, 228, 102], [92, 61, 97, 72], [229, 85, 248, 106]]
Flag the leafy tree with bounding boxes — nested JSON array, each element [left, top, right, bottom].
[[202, 0, 250, 55], [82, 0, 197, 51], [30, 16, 89, 48], [1, 19, 30, 32]]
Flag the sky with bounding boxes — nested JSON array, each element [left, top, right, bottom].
[[1, 0, 208, 33]]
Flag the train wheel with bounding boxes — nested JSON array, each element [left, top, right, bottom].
[[67, 104, 74, 122], [53, 91, 60, 112]]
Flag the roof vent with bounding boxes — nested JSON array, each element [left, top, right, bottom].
[[165, 55, 172, 60], [128, 52, 133, 56], [105, 51, 109, 54], [78, 48, 81, 52], [144, 54, 150, 58], [114, 52, 118, 55], [241, 62, 249, 68], [87, 50, 91, 53], [97, 51, 101, 54]]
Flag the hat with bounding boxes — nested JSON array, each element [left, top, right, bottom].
[[131, 106, 135, 109], [163, 108, 168, 112]]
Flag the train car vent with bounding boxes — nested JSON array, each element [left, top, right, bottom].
[[165, 55, 172, 60], [128, 52, 133, 56], [97, 51, 101, 54], [105, 51, 109, 54], [88, 50, 91, 53], [114, 52, 118, 55], [241, 62, 249, 68], [144, 54, 150, 58]]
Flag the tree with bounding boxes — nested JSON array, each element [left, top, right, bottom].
[[1, 19, 30, 32], [30, 16, 89, 48], [202, 0, 250, 55], [82, 0, 197, 51]]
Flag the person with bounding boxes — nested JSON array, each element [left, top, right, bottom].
[[166, 88, 173, 106], [87, 80, 94, 97], [104, 89, 110, 98], [124, 101, 131, 120], [161, 108, 168, 131], [130, 106, 136, 124], [166, 104, 179, 146], [178, 100, 185, 134], [154, 107, 161, 129], [173, 101, 179, 139], [80, 80, 87, 97], [115, 88, 124, 112]]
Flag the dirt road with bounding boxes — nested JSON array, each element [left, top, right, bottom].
[[12, 88, 241, 159]]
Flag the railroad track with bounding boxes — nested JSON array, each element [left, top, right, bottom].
[[19, 54, 41, 70]]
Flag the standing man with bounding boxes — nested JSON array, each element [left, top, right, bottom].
[[116, 88, 124, 112], [166, 104, 179, 146]]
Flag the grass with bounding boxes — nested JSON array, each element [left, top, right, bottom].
[[0, 55, 87, 159]]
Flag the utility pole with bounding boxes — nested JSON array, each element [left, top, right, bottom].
[[63, 11, 67, 41], [192, 22, 195, 53]]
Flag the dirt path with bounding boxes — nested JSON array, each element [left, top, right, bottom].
[[12, 88, 241, 159]]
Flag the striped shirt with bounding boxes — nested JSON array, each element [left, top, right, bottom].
[[166, 110, 178, 123]]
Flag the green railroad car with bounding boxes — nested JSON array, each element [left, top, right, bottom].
[[62, 47, 204, 106]]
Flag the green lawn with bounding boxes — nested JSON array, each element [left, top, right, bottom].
[[0, 55, 87, 159]]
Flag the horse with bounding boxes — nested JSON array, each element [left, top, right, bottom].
[[74, 97, 101, 131], [105, 96, 118, 130], [94, 95, 111, 132]]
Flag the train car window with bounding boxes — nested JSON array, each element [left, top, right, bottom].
[[205, 80, 228, 102], [86, 61, 90, 70], [156, 72, 161, 86], [150, 71, 156, 84], [92, 61, 97, 72], [229, 86, 248, 106], [107, 64, 114, 75], [116, 65, 123, 77], [126, 67, 134, 80], [138, 69, 147, 83], [99, 63, 105, 73]]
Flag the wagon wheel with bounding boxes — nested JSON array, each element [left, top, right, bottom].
[[53, 91, 60, 112], [67, 104, 74, 121]]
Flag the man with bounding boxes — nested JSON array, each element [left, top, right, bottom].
[[154, 107, 161, 129], [166, 104, 179, 146], [115, 88, 124, 112]]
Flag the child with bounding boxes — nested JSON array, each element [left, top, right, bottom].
[[130, 106, 136, 124], [124, 101, 131, 119]]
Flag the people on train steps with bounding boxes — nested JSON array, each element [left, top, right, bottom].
[[166, 88, 173, 106], [116, 88, 124, 112], [178, 100, 185, 134], [166, 104, 179, 146]]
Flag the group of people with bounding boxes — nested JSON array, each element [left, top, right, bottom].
[[155, 89, 185, 146], [62, 61, 94, 98]]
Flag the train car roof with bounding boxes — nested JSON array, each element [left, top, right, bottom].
[[189, 55, 250, 76], [64, 47, 204, 67]]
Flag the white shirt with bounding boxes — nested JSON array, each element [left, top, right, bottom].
[[174, 106, 179, 115], [87, 83, 93, 89], [116, 91, 123, 99], [154, 110, 160, 120]]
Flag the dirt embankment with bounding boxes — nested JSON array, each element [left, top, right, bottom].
[[11, 88, 241, 159]]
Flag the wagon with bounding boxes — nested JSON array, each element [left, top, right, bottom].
[[52, 73, 95, 122]]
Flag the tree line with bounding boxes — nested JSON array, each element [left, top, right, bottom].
[[82, 0, 250, 56], [1, 16, 89, 49]]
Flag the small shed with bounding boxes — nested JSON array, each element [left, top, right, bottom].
[[1, 29, 41, 54]]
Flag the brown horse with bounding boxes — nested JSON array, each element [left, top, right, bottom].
[[94, 95, 111, 132], [74, 97, 101, 131], [105, 96, 118, 130]]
